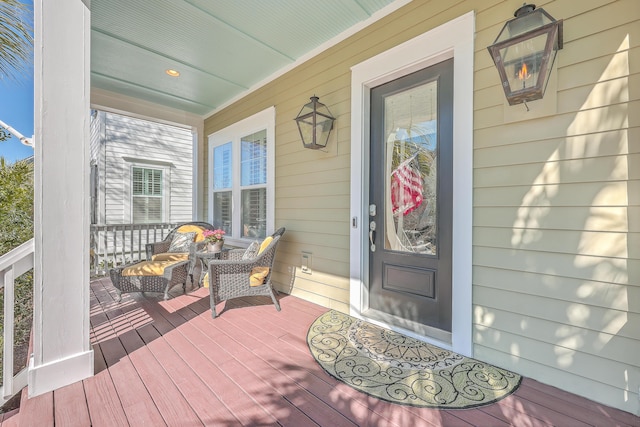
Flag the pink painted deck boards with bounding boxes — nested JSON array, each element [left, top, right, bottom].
[[12, 277, 638, 426]]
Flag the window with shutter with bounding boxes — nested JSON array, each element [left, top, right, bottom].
[[132, 167, 163, 223]]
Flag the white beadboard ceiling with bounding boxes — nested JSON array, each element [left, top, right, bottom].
[[90, 0, 402, 116]]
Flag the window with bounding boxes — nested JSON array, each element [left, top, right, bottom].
[[209, 107, 275, 245], [90, 162, 98, 224], [132, 166, 163, 223]]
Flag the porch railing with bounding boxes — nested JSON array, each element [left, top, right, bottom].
[[0, 238, 33, 404], [90, 223, 179, 276]]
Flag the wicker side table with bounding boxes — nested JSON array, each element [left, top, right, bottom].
[[194, 248, 229, 287]]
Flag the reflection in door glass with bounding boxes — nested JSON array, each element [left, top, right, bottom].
[[384, 81, 437, 255]]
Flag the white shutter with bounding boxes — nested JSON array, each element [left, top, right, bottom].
[[132, 167, 163, 223]]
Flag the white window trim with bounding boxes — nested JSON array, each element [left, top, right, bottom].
[[208, 106, 275, 247], [349, 12, 474, 357], [124, 160, 171, 224]]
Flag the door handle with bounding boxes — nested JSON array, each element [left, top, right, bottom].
[[369, 221, 376, 252]]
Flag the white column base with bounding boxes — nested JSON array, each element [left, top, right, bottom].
[[27, 349, 93, 397]]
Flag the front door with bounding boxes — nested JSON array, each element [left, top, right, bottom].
[[367, 59, 454, 337]]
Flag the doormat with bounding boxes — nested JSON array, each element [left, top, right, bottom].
[[307, 310, 521, 409]]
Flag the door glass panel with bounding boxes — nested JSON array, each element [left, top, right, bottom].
[[384, 81, 437, 255]]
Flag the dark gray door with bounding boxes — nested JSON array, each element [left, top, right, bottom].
[[368, 59, 454, 333]]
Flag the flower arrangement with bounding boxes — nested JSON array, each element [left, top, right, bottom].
[[203, 228, 226, 243]]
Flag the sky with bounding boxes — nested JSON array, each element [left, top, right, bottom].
[[0, 0, 34, 164]]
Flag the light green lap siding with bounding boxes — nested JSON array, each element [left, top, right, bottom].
[[472, 0, 639, 415], [203, 0, 640, 415]]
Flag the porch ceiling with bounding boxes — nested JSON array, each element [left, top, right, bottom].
[[90, 0, 398, 116]]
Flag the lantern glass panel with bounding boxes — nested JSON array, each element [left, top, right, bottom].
[[495, 9, 552, 41], [316, 115, 333, 147], [297, 115, 315, 147], [499, 32, 549, 94]]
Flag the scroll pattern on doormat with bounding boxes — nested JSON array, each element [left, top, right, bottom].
[[307, 310, 521, 409]]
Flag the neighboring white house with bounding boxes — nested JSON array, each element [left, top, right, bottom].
[[89, 110, 193, 225], [88, 111, 195, 270]]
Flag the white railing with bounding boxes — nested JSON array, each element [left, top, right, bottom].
[[90, 223, 179, 276], [0, 238, 33, 404]]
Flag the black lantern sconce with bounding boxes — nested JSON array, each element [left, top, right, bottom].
[[294, 96, 335, 150], [487, 3, 563, 107]]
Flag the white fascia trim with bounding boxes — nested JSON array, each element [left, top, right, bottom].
[[349, 11, 475, 357], [205, 0, 413, 118], [91, 88, 202, 129]]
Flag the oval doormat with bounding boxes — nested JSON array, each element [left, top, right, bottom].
[[307, 310, 521, 409]]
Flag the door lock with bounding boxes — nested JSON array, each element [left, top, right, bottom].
[[369, 220, 376, 252]]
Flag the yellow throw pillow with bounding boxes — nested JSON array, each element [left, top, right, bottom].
[[258, 236, 273, 255], [151, 252, 189, 262], [177, 225, 206, 242], [250, 267, 270, 286]]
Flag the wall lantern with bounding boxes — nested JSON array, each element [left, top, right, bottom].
[[294, 96, 335, 149], [487, 3, 563, 106]]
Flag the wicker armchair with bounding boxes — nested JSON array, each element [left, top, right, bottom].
[[146, 221, 217, 283], [109, 222, 216, 301], [146, 221, 216, 257], [207, 227, 285, 318]]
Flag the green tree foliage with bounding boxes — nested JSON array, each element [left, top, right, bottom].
[[0, 157, 33, 254], [0, 158, 34, 388], [0, 0, 32, 81]]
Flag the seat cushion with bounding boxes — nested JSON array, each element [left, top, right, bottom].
[[203, 267, 269, 287], [168, 231, 197, 253], [151, 252, 189, 262], [250, 267, 270, 286], [122, 260, 182, 277]]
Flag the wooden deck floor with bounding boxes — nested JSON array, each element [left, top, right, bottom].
[[4, 277, 638, 426]]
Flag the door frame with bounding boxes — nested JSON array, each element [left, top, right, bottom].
[[349, 11, 474, 356]]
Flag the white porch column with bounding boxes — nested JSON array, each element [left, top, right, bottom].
[[29, 0, 94, 396]]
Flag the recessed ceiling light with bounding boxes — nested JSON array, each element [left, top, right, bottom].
[[165, 69, 180, 77]]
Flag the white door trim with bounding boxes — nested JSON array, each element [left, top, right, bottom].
[[349, 11, 474, 356]]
